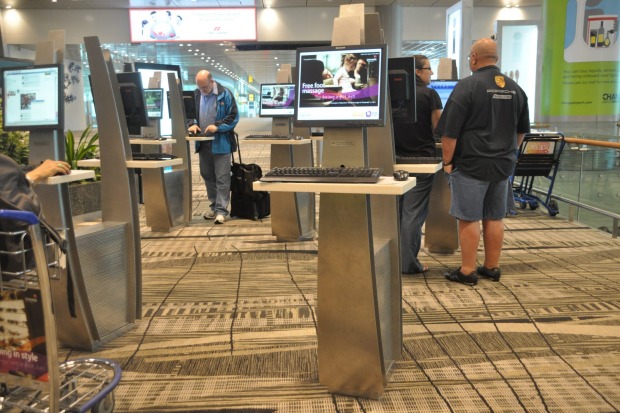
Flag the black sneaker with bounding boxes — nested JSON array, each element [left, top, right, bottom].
[[477, 266, 501, 282], [445, 268, 478, 286]]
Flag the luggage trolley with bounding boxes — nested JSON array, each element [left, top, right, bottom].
[[0, 210, 121, 413], [511, 132, 566, 216]]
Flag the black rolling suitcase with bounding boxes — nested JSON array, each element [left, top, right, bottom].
[[230, 133, 270, 220]]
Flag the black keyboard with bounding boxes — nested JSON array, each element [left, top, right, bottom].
[[132, 152, 178, 161], [245, 134, 301, 140], [261, 167, 383, 183], [395, 156, 443, 165]]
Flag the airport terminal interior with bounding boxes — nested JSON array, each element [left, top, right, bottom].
[[1, 1, 620, 413], [45, 117, 617, 412]]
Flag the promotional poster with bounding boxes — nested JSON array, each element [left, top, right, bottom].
[[542, 0, 619, 119]]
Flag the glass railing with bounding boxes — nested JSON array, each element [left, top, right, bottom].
[[525, 122, 619, 236]]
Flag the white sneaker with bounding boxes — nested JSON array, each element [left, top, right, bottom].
[[203, 210, 216, 220], [214, 214, 226, 224]]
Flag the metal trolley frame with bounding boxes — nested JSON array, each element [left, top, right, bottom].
[[512, 132, 566, 216], [0, 210, 121, 413]]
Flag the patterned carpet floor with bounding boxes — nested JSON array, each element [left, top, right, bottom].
[[59, 118, 620, 413]]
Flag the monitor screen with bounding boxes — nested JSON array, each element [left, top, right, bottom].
[[260, 83, 295, 118], [144, 88, 164, 119], [428, 79, 458, 108], [133, 63, 182, 135], [1, 64, 63, 131], [182, 91, 196, 121], [295, 44, 387, 127], [116, 72, 149, 135]]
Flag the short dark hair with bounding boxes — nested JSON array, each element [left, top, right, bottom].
[[414, 54, 429, 70]]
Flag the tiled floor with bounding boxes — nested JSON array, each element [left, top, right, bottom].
[[59, 117, 620, 412]]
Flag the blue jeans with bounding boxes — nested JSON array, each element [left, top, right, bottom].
[[198, 142, 231, 216], [399, 173, 435, 273]]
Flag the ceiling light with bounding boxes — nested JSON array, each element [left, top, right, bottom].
[[5, 5, 11, 8]]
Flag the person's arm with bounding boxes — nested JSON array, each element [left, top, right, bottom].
[[431, 109, 442, 131], [210, 90, 239, 134], [25, 160, 71, 184], [517, 133, 525, 148], [441, 136, 457, 174]]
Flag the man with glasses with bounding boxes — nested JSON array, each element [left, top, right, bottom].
[[437, 38, 530, 285], [394, 54, 443, 275], [188, 69, 239, 224]]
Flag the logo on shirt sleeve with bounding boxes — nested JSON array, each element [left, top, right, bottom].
[[495, 76, 506, 88]]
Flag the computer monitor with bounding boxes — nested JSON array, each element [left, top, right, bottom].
[[259, 83, 295, 117], [133, 63, 182, 136], [182, 91, 196, 121], [144, 88, 164, 119], [116, 72, 149, 135], [388, 57, 417, 124], [1, 64, 63, 131], [428, 79, 459, 108], [295, 44, 387, 127]]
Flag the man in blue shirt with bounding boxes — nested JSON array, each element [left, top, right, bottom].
[[188, 70, 239, 224], [437, 38, 530, 285]]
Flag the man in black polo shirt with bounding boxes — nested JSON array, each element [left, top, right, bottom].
[[437, 38, 530, 285]]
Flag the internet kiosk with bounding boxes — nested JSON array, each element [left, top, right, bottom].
[[255, 8, 411, 399], [13, 32, 137, 351], [257, 77, 316, 241]]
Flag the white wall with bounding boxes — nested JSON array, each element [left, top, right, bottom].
[[1, 6, 541, 47], [401, 6, 541, 41]]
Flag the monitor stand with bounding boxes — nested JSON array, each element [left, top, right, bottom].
[[269, 117, 316, 241]]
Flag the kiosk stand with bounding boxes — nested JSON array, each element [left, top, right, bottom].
[[263, 67, 316, 241], [30, 33, 136, 351], [255, 6, 407, 399]]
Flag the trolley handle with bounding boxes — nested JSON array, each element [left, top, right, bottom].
[[0, 209, 39, 225]]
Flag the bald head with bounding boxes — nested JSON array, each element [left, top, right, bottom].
[[468, 38, 498, 72], [196, 69, 214, 95]]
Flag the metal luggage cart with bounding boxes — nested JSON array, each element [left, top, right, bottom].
[[0, 210, 121, 413], [512, 132, 566, 216]]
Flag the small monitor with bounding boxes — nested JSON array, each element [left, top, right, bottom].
[[260, 83, 295, 117], [388, 56, 417, 124], [133, 63, 182, 136], [116, 72, 149, 135], [429, 79, 459, 108], [1, 64, 63, 131], [144, 88, 164, 119], [182, 91, 197, 121], [295, 44, 387, 127]]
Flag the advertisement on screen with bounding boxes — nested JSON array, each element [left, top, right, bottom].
[[295, 45, 387, 127]]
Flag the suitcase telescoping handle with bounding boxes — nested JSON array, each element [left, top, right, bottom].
[[231, 131, 242, 165]]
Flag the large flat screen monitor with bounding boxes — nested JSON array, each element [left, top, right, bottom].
[[144, 88, 164, 119], [1, 64, 63, 131], [260, 83, 295, 118], [133, 63, 182, 135], [116, 72, 149, 135], [429, 79, 458, 108], [295, 44, 387, 127]]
